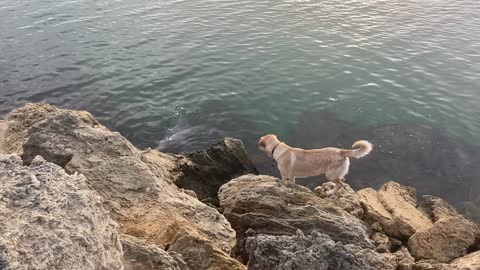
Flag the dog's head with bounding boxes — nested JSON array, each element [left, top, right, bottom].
[[257, 134, 280, 157]]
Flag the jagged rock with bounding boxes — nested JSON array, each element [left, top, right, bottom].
[[218, 174, 373, 263], [357, 182, 432, 239], [0, 104, 235, 255], [394, 247, 415, 270], [418, 195, 461, 222], [121, 234, 189, 270], [314, 181, 364, 219], [168, 235, 246, 270], [245, 230, 395, 270], [371, 232, 391, 253], [0, 104, 58, 154], [170, 138, 257, 206], [408, 215, 480, 262], [0, 154, 123, 270]]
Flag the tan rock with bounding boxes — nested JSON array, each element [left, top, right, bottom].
[[377, 182, 433, 238], [357, 182, 432, 239], [408, 216, 480, 262], [413, 259, 450, 270], [418, 195, 461, 222], [357, 187, 397, 236], [450, 250, 480, 270], [413, 254, 480, 270]]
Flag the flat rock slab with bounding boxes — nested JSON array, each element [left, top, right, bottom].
[[357, 181, 432, 239]]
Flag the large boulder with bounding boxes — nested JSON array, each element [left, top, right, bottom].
[[245, 230, 395, 270], [218, 174, 373, 263], [408, 215, 480, 262], [0, 154, 123, 270], [0, 104, 236, 258], [357, 182, 432, 239]]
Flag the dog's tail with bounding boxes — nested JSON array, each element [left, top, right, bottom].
[[341, 140, 372, 159]]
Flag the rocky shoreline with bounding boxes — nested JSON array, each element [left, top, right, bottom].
[[0, 103, 479, 270]]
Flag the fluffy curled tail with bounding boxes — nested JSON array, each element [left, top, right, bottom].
[[341, 140, 372, 159]]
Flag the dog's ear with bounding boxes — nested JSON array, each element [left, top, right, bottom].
[[258, 140, 266, 148]]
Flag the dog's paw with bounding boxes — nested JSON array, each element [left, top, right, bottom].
[[314, 186, 328, 198], [326, 189, 336, 196]]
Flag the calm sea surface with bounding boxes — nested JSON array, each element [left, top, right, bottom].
[[1, 0, 479, 220]]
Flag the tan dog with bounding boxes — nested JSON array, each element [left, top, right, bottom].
[[258, 134, 372, 196]]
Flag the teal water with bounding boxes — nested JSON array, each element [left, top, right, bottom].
[[1, 0, 480, 219]]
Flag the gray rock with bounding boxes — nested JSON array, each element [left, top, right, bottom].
[[218, 174, 373, 263], [245, 230, 395, 270], [0, 154, 123, 270]]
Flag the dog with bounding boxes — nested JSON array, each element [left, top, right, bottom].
[[257, 134, 372, 196]]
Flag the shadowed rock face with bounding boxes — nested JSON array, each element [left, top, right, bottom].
[[172, 138, 258, 206], [0, 154, 123, 270], [218, 174, 373, 263], [0, 103, 241, 270], [245, 230, 395, 270]]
